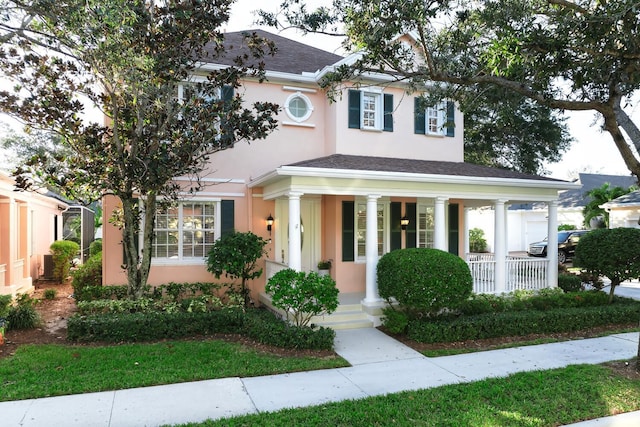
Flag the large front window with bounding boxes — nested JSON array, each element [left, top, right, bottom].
[[356, 201, 386, 259], [417, 203, 435, 248], [153, 201, 218, 261]]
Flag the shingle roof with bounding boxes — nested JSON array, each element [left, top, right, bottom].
[[607, 189, 640, 206], [286, 154, 565, 182], [203, 29, 344, 75], [557, 173, 637, 208]]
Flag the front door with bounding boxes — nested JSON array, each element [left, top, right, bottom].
[[275, 196, 321, 272]]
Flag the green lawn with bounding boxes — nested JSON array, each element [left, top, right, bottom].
[[178, 364, 640, 427], [0, 339, 348, 402]]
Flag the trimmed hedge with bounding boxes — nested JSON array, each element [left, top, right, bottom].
[[67, 308, 334, 350], [407, 303, 640, 343]]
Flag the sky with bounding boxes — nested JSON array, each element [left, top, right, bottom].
[[226, 0, 636, 181], [1, 0, 636, 180]]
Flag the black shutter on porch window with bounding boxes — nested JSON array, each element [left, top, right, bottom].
[[406, 202, 417, 248], [342, 201, 355, 262], [221, 200, 235, 237], [448, 203, 459, 255], [390, 202, 402, 251]]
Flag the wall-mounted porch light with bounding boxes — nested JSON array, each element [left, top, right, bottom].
[[400, 215, 409, 231], [266, 214, 274, 235]]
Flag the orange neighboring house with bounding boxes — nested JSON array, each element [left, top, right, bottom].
[[0, 171, 69, 297], [101, 30, 578, 327]]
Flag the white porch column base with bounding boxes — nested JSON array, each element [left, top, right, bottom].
[[494, 199, 507, 293], [434, 196, 448, 251], [547, 201, 559, 288], [364, 194, 382, 304], [287, 192, 303, 272]]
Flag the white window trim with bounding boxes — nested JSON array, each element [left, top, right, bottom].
[[354, 198, 390, 262], [284, 91, 314, 123], [425, 101, 447, 136], [143, 198, 222, 266], [417, 201, 435, 249], [360, 90, 383, 131]]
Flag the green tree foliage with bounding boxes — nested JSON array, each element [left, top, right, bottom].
[[574, 228, 640, 303], [50, 240, 79, 283], [259, 0, 640, 181], [0, 1, 279, 298], [206, 231, 268, 308], [72, 252, 103, 297], [377, 248, 473, 316], [582, 183, 635, 228], [468, 227, 488, 253], [265, 269, 339, 327]]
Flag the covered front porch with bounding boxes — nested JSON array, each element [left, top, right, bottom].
[[250, 155, 578, 329]]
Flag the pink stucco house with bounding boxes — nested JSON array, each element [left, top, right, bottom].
[[101, 30, 577, 327], [0, 171, 69, 297]]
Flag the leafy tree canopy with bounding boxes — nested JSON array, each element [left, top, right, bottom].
[[0, 0, 279, 297], [582, 182, 636, 228], [259, 0, 640, 180]]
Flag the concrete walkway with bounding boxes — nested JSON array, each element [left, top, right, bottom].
[[2, 328, 639, 426]]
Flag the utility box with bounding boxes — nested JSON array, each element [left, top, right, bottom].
[[43, 254, 54, 280]]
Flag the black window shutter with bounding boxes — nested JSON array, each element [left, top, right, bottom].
[[390, 202, 401, 251], [348, 90, 361, 129], [414, 97, 426, 134], [383, 93, 394, 132], [342, 201, 355, 261], [448, 203, 459, 255], [221, 86, 234, 145], [406, 203, 417, 248], [446, 101, 455, 137], [221, 200, 235, 237]]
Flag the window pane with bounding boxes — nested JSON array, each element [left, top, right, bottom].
[[362, 93, 378, 128], [289, 96, 308, 118], [418, 205, 435, 248]]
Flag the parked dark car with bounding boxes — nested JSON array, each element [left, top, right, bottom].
[[527, 230, 589, 264]]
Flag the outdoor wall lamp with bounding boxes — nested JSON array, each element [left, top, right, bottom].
[[266, 214, 274, 235], [400, 215, 409, 231]]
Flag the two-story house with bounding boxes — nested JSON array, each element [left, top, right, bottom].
[[101, 30, 577, 325]]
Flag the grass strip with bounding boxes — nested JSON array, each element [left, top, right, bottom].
[[180, 364, 640, 427], [0, 339, 348, 402]]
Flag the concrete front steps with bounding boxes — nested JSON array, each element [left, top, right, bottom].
[[258, 292, 375, 330]]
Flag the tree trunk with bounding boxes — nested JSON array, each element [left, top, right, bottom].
[[602, 104, 640, 182]]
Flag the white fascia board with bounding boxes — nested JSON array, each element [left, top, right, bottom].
[[601, 201, 640, 209], [196, 62, 319, 85], [274, 166, 579, 190]]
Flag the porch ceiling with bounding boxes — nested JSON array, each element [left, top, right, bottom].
[[249, 154, 579, 203]]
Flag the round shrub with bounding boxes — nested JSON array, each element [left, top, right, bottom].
[[50, 240, 80, 282], [574, 228, 640, 302], [89, 239, 102, 257], [72, 252, 103, 297], [558, 273, 582, 293], [377, 248, 473, 315]]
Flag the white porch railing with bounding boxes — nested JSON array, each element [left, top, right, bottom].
[[0, 263, 5, 287], [265, 260, 289, 280], [12, 259, 24, 287], [467, 254, 549, 294]]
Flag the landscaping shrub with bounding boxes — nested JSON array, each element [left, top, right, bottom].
[[381, 307, 409, 334], [265, 269, 339, 327], [6, 294, 41, 330], [74, 284, 128, 302], [558, 273, 583, 293], [574, 228, 640, 302], [0, 294, 11, 319], [43, 289, 57, 300], [72, 252, 103, 297], [377, 248, 473, 316], [407, 303, 640, 343], [206, 231, 267, 307], [469, 228, 488, 252], [50, 240, 80, 282], [67, 308, 334, 350], [89, 239, 102, 257]]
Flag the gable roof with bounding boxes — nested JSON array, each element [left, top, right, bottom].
[[287, 154, 565, 183], [602, 189, 640, 208], [558, 173, 637, 208], [203, 29, 344, 75]]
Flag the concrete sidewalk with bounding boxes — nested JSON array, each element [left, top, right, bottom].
[[2, 328, 639, 426]]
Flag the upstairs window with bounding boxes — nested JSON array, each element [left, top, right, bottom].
[[348, 89, 394, 132], [284, 92, 313, 122], [414, 98, 455, 137]]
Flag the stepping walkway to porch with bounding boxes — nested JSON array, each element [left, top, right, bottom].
[[3, 328, 639, 426]]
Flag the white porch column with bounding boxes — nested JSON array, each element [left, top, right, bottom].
[[287, 192, 303, 272], [494, 199, 507, 293], [547, 200, 559, 288], [434, 196, 448, 251], [364, 194, 382, 304], [463, 207, 471, 260]]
